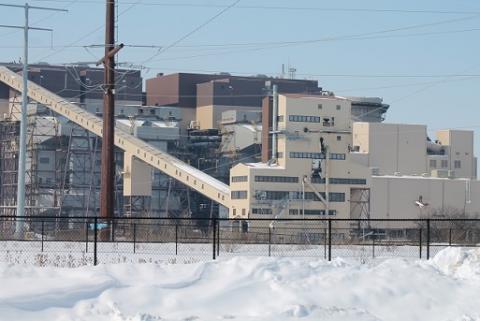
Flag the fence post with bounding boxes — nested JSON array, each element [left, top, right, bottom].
[[175, 223, 178, 256], [41, 221, 44, 252], [426, 219, 431, 260], [85, 221, 89, 253], [216, 220, 220, 257], [212, 218, 217, 260], [419, 228, 422, 259], [133, 223, 136, 254], [268, 227, 272, 257], [93, 217, 98, 266], [324, 227, 327, 259], [449, 228, 452, 246], [111, 220, 115, 242], [372, 237, 375, 258], [328, 219, 332, 261]]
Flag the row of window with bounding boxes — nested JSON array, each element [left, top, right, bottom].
[[251, 208, 273, 214], [231, 175, 248, 182], [289, 209, 337, 216], [330, 153, 346, 160], [430, 159, 448, 169], [290, 152, 324, 159], [329, 178, 366, 185], [288, 115, 321, 123], [254, 190, 345, 202], [289, 152, 346, 160], [231, 191, 248, 199], [250, 208, 337, 216], [254, 175, 299, 183], [429, 159, 462, 169], [232, 175, 366, 186]]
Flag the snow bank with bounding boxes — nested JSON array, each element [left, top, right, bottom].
[[0, 248, 479, 321], [430, 247, 480, 279]]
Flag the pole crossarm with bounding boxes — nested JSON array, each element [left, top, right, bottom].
[[96, 43, 124, 66], [0, 3, 68, 12], [0, 24, 53, 32]]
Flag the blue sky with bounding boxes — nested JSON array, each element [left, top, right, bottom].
[[1, 0, 480, 159]]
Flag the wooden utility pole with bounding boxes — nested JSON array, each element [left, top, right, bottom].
[[99, 0, 121, 221]]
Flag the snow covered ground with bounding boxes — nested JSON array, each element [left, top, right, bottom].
[[0, 247, 479, 321]]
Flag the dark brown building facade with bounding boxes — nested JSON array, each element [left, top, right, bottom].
[[146, 72, 321, 109], [0, 63, 142, 103]]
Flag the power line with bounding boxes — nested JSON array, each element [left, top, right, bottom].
[[140, 0, 241, 65], [137, 15, 480, 62], [26, 1, 480, 15], [0, 0, 77, 38], [33, 0, 142, 62], [5, 24, 480, 50]]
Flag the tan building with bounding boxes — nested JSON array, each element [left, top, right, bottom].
[[352, 122, 428, 176], [228, 93, 480, 225], [230, 94, 370, 220]]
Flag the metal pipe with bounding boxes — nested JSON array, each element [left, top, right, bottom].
[[271, 84, 278, 161], [325, 146, 330, 216], [15, 3, 29, 237], [0, 3, 67, 237], [302, 176, 305, 219]]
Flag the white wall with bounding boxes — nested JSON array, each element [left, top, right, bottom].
[[371, 176, 480, 221], [353, 122, 428, 175]]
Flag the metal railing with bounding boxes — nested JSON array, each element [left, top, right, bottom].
[[0, 216, 479, 266]]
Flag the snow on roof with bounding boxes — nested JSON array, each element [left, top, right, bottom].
[[152, 121, 178, 128], [239, 124, 261, 132], [283, 93, 348, 100], [172, 161, 230, 194], [373, 175, 474, 181], [245, 162, 285, 169]]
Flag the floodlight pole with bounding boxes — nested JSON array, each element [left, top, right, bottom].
[[0, 3, 67, 236]]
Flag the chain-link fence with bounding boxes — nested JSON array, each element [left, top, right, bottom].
[[0, 216, 479, 266]]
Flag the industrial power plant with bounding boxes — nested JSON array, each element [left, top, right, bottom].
[[0, 62, 478, 233]]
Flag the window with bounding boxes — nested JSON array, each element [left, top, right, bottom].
[[255, 191, 345, 202], [318, 104, 323, 109], [231, 176, 248, 183], [329, 178, 366, 185], [441, 160, 448, 168], [150, 109, 155, 115], [329, 193, 345, 202], [255, 176, 299, 183], [252, 208, 273, 215], [39, 157, 50, 164], [289, 209, 337, 216], [290, 152, 325, 159], [429, 159, 437, 169], [337, 136, 341, 141], [330, 153, 346, 160], [336, 105, 341, 110], [289, 115, 321, 123], [231, 191, 248, 199], [454, 160, 461, 169], [311, 177, 326, 184]]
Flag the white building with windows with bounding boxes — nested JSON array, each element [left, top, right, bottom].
[[228, 94, 480, 224]]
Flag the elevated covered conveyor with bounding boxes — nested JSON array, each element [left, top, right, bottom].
[[0, 66, 231, 208]]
